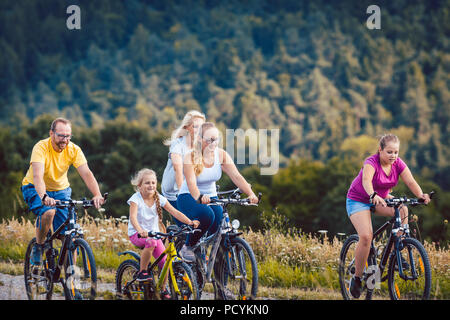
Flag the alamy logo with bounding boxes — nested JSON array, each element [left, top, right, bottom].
[[366, 5, 381, 30], [66, 5, 81, 30], [224, 129, 280, 176], [366, 265, 381, 290]]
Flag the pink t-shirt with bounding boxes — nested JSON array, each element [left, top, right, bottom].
[[347, 153, 407, 203]]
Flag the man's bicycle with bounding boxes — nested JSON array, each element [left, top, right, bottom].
[[115, 225, 200, 300], [24, 193, 108, 300], [339, 192, 434, 300], [174, 187, 261, 300]]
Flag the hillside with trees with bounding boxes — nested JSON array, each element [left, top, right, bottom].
[[0, 0, 449, 243]]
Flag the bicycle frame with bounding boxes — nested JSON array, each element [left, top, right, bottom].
[[48, 204, 82, 282], [191, 207, 231, 283], [152, 240, 194, 295], [372, 205, 419, 283]]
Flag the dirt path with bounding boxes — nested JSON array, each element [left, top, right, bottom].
[[0, 272, 116, 300], [0, 272, 215, 300]]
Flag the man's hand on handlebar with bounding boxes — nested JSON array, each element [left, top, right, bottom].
[[43, 195, 57, 207], [92, 194, 105, 209]]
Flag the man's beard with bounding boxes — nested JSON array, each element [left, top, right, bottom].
[[56, 141, 67, 150]]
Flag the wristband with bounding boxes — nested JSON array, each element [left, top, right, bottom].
[[369, 192, 377, 203], [197, 194, 204, 204], [41, 194, 48, 202]]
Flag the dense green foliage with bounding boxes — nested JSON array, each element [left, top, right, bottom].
[[0, 1, 449, 243]]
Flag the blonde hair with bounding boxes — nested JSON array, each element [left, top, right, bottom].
[[130, 168, 165, 232], [191, 122, 217, 176], [163, 110, 206, 146]]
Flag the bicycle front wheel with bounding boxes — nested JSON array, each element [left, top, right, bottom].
[[387, 237, 431, 300], [24, 238, 54, 300], [215, 237, 258, 300], [65, 238, 97, 300], [170, 260, 199, 300]]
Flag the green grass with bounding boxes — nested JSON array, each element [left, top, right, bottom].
[[1, 216, 449, 299]]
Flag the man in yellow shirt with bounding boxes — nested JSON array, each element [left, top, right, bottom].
[[21, 118, 105, 265]]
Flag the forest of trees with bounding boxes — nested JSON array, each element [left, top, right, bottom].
[[0, 0, 449, 243]]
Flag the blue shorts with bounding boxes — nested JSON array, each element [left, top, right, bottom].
[[177, 193, 223, 246], [346, 198, 374, 217], [21, 184, 72, 235]]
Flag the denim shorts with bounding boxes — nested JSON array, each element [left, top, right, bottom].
[[21, 183, 72, 234], [346, 198, 374, 217]]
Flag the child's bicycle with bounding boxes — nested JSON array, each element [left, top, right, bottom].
[[115, 225, 200, 300], [24, 193, 108, 300], [339, 192, 434, 300]]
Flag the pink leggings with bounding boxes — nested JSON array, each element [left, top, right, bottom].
[[129, 232, 166, 270]]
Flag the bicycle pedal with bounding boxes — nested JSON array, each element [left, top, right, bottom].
[[138, 277, 153, 284]]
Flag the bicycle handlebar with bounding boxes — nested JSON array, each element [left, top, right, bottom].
[[54, 192, 109, 208], [210, 188, 262, 207], [384, 191, 434, 207], [138, 224, 201, 239], [217, 187, 242, 197]]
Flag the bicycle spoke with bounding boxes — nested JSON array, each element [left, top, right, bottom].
[[170, 262, 199, 300], [65, 238, 97, 300], [24, 239, 54, 300], [116, 259, 147, 300], [217, 238, 257, 300], [388, 238, 431, 300]]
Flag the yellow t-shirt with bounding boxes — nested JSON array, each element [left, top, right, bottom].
[[22, 138, 87, 191]]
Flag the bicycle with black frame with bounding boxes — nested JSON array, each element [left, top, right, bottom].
[[173, 186, 261, 300], [24, 193, 108, 300], [339, 192, 434, 300]]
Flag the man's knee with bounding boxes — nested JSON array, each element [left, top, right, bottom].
[[41, 209, 56, 221]]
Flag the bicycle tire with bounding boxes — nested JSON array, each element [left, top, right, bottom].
[[24, 238, 54, 300], [339, 234, 374, 300], [387, 237, 431, 300], [169, 260, 199, 300], [215, 237, 258, 300], [64, 238, 97, 300], [116, 259, 151, 300]]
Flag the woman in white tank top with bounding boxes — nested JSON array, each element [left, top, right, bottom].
[[177, 122, 259, 262]]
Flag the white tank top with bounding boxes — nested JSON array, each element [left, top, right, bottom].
[[179, 148, 222, 197]]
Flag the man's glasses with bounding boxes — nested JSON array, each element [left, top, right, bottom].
[[53, 131, 73, 140]]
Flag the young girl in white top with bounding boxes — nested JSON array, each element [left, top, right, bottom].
[[128, 168, 199, 287]]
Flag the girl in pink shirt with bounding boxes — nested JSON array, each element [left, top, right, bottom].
[[345, 134, 431, 298]]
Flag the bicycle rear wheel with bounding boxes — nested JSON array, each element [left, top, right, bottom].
[[64, 238, 97, 300], [339, 234, 380, 300], [215, 237, 258, 300], [116, 259, 152, 300], [387, 237, 431, 300], [24, 238, 54, 300]]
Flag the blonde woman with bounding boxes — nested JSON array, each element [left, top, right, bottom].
[[161, 110, 206, 215], [127, 168, 199, 287], [177, 122, 259, 262]]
